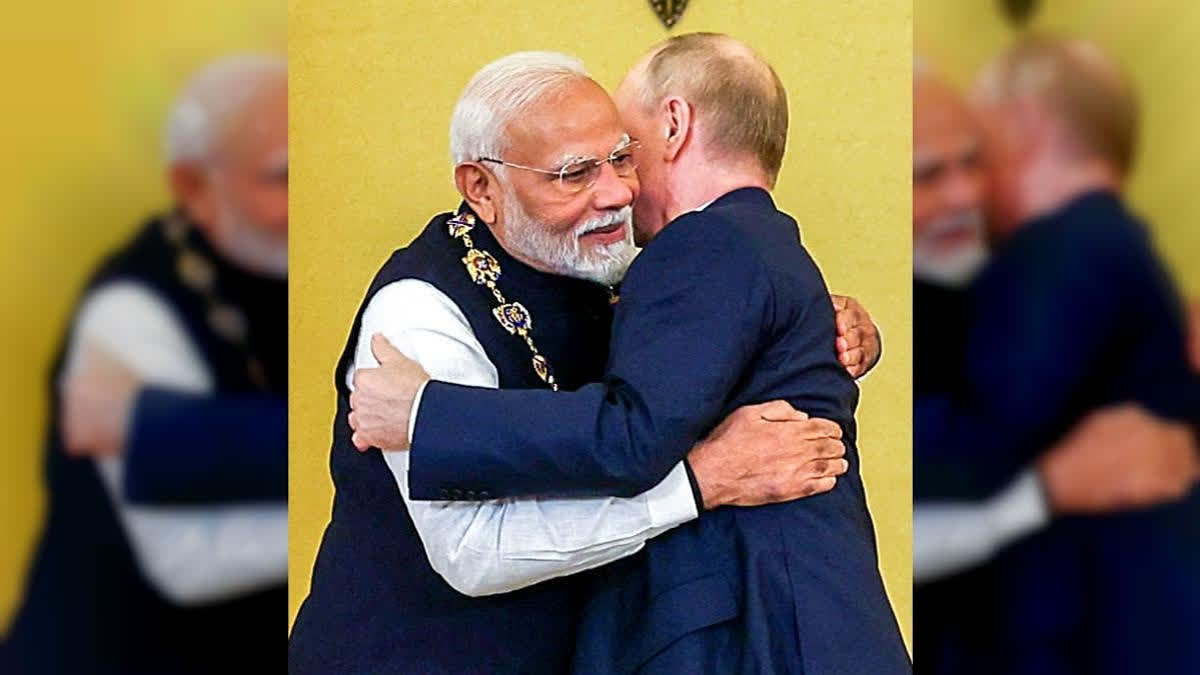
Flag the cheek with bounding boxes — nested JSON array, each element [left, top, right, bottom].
[[523, 194, 585, 239], [912, 189, 936, 238], [234, 178, 288, 233]]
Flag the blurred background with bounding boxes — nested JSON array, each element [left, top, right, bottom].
[[289, 0, 914, 649], [917, 0, 1198, 297], [914, 1, 1200, 673], [0, 0, 284, 642]]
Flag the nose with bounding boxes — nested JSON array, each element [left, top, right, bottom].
[[590, 160, 636, 211], [943, 166, 982, 213]]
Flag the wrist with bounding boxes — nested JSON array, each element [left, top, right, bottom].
[[682, 457, 706, 512], [687, 441, 729, 510], [1036, 451, 1069, 514]]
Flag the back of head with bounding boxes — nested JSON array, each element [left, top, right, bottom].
[[975, 35, 1138, 177], [639, 32, 789, 183], [165, 53, 287, 167], [449, 51, 589, 168]]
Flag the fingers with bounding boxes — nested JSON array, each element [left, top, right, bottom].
[[61, 417, 85, 456], [831, 294, 847, 312], [757, 400, 807, 422], [802, 476, 838, 497], [837, 328, 864, 353], [840, 347, 864, 368], [352, 432, 370, 452], [836, 310, 857, 337], [808, 457, 850, 477], [83, 341, 127, 375], [815, 437, 847, 459], [793, 417, 843, 440], [370, 333, 405, 364]]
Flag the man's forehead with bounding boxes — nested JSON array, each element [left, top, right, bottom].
[[915, 83, 980, 159], [508, 87, 627, 163], [221, 83, 286, 154]]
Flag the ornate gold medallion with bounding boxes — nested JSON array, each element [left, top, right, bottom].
[[493, 302, 532, 335], [463, 249, 502, 286], [449, 210, 558, 391], [162, 213, 273, 392]]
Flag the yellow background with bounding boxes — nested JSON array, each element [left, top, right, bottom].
[[0, 1, 284, 634], [917, 0, 1200, 296], [289, 0, 914, 649]]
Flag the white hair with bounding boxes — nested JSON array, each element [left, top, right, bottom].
[[449, 51, 588, 167], [164, 53, 286, 165]]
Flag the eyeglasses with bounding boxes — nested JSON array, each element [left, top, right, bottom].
[[479, 138, 640, 194]]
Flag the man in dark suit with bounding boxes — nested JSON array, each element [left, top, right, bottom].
[[915, 37, 1200, 674], [349, 34, 909, 673], [2, 55, 287, 674], [290, 48, 888, 674], [912, 56, 1200, 673]]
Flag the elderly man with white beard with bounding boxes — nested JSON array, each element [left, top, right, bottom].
[[912, 56, 1200, 673], [288, 49, 884, 674], [2, 55, 288, 674], [912, 57, 1198, 584]]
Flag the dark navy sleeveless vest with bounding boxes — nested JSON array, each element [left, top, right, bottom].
[[288, 209, 614, 674], [3, 214, 286, 674]]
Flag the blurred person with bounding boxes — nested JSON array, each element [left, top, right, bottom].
[[339, 35, 909, 673], [1191, 298, 1200, 371], [290, 47, 884, 674], [916, 37, 1200, 674], [913, 60, 1198, 582], [1, 55, 287, 674]]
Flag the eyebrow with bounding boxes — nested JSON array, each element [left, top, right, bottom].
[[548, 134, 633, 169]]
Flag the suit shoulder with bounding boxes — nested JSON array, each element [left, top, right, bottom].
[[641, 208, 769, 269]]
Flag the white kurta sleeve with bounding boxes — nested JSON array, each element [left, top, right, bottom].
[[913, 468, 1051, 584], [349, 279, 698, 597], [65, 281, 287, 606]]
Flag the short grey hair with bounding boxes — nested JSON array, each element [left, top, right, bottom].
[[449, 51, 588, 167], [636, 33, 788, 184], [164, 53, 286, 165]]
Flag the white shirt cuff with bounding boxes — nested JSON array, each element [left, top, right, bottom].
[[990, 468, 1051, 539], [408, 379, 430, 445], [643, 462, 699, 528]]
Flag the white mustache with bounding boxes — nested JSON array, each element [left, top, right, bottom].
[[574, 207, 633, 238], [921, 209, 984, 243]]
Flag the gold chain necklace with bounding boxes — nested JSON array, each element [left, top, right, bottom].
[[447, 211, 558, 391], [162, 212, 272, 392]]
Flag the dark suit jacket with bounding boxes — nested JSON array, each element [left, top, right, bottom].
[[914, 191, 1200, 675], [410, 188, 910, 674], [122, 390, 286, 504], [2, 216, 285, 674]]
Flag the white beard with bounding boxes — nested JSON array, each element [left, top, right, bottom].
[[914, 209, 989, 288], [210, 187, 288, 280], [502, 189, 638, 286]]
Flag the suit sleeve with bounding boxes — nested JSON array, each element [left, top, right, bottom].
[[123, 390, 287, 504], [408, 213, 773, 500], [916, 224, 1141, 500], [65, 281, 286, 605]]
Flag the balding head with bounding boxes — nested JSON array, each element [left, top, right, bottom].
[[614, 33, 787, 241], [633, 33, 787, 181], [974, 35, 1138, 176], [969, 36, 1136, 235]]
